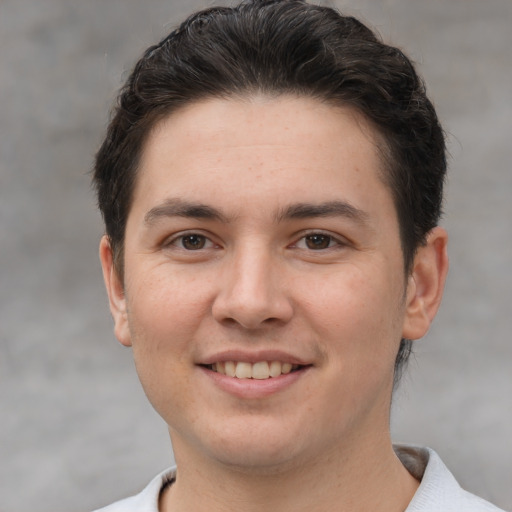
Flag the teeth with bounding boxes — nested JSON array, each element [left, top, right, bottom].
[[235, 362, 252, 379], [269, 360, 282, 378], [252, 361, 270, 380], [210, 360, 300, 379], [224, 361, 236, 377], [282, 362, 292, 374]]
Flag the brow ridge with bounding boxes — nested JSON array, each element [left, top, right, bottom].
[[144, 198, 369, 226], [144, 198, 228, 225], [276, 201, 369, 223]]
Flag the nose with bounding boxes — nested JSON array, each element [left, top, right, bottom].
[[211, 246, 294, 329]]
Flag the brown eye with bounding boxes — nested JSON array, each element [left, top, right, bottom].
[[181, 234, 207, 250], [304, 234, 332, 250]]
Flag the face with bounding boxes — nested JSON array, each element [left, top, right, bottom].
[[101, 95, 444, 472]]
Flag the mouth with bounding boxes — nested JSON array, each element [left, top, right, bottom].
[[202, 361, 306, 380]]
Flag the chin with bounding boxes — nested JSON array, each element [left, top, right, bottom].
[[209, 444, 304, 475], [184, 419, 310, 474]]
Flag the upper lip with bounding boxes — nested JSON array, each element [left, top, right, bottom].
[[199, 349, 311, 366]]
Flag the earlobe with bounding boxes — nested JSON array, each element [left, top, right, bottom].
[[402, 227, 449, 340], [99, 236, 132, 347]]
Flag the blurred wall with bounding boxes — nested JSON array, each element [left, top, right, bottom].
[[1, 1, 510, 510]]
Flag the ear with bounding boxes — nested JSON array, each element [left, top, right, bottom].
[[402, 226, 449, 340], [99, 235, 132, 347]]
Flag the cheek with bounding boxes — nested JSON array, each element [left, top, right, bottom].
[[298, 262, 405, 354], [126, 266, 213, 338], [133, 342, 203, 431], [124, 267, 211, 389]]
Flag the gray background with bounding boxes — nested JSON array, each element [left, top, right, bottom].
[[1, 0, 511, 510]]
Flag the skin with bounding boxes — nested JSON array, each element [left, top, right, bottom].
[[100, 95, 448, 512]]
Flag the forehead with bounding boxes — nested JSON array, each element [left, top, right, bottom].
[[146, 95, 383, 160], [131, 95, 394, 225]]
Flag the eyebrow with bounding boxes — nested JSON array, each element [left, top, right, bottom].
[[275, 201, 370, 224], [144, 198, 369, 226], [144, 198, 229, 225]]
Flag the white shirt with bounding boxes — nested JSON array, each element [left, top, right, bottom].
[[93, 445, 505, 512]]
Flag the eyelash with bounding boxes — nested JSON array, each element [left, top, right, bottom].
[[292, 231, 347, 251], [165, 232, 217, 251], [164, 231, 346, 252]]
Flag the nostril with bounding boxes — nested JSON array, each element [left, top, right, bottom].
[[211, 271, 294, 328]]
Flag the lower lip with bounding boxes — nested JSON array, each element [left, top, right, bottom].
[[199, 366, 310, 399]]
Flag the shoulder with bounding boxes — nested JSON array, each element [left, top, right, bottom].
[[394, 445, 505, 512], [92, 467, 176, 512]]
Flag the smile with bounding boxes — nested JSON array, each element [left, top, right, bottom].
[[206, 361, 302, 380]]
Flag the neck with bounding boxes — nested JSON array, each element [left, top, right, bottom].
[[160, 432, 419, 512]]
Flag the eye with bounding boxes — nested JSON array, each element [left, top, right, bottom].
[[169, 233, 215, 250], [295, 233, 342, 250]]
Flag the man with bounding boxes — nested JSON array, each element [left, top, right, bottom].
[[92, 1, 504, 510]]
